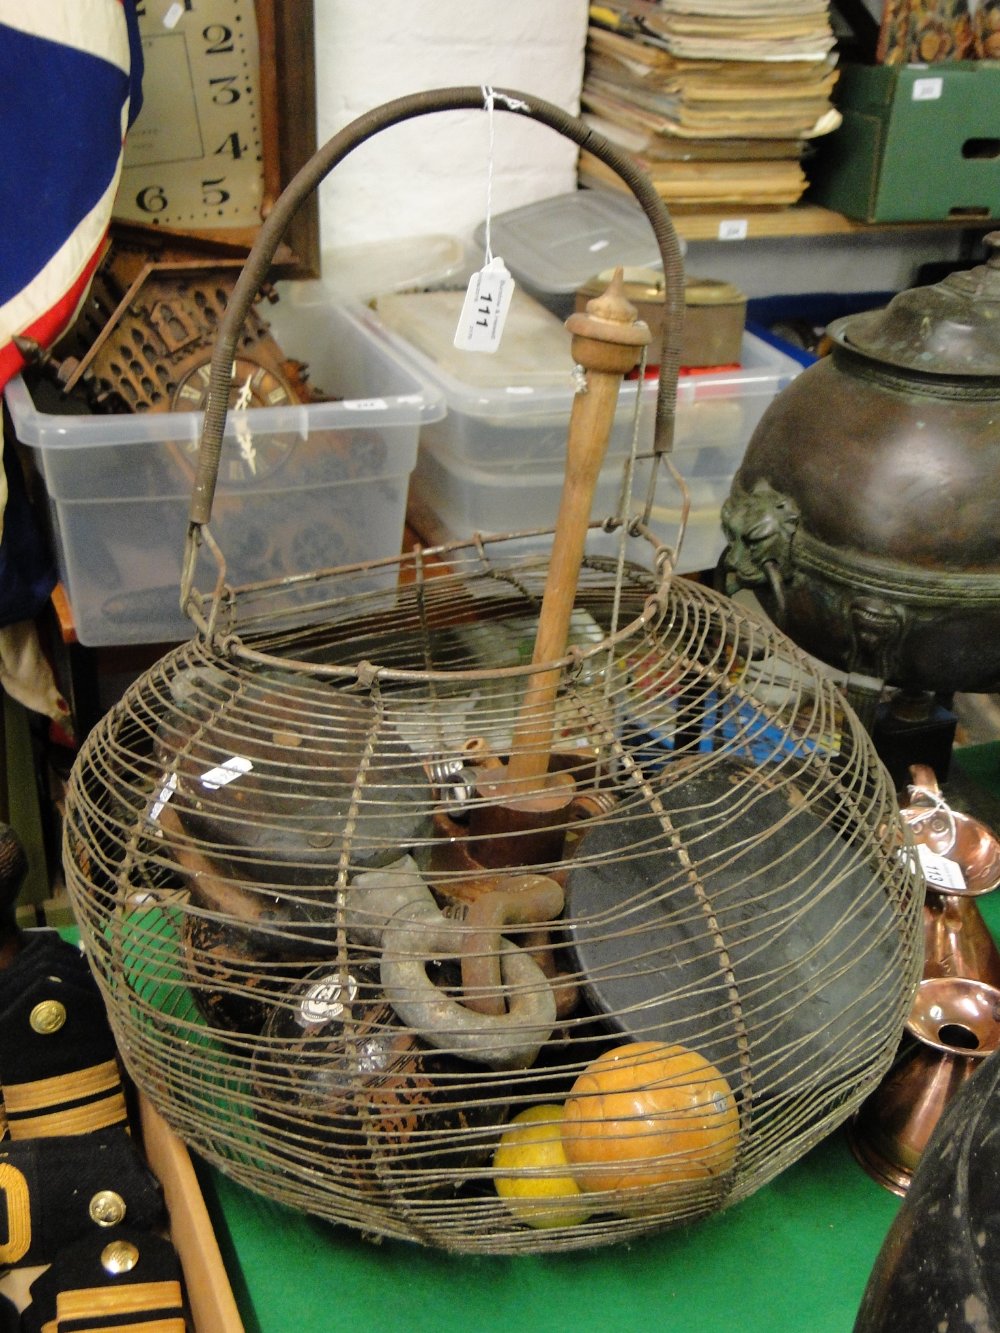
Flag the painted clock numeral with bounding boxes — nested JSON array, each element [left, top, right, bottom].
[[136, 185, 168, 213], [203, 23, 235, 54], [201, 177, 230, 207], [215, 132, 246, 160], [115, 0, 263, 230], [209, 75, 241, 104]]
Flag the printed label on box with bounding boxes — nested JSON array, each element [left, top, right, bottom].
[[912, 77, 944, 101], [718, 219, 749, 241]]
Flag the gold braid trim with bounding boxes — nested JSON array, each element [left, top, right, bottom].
[[4, 1060, 122, 1113], [54, 1321, 186, 1332], [0, 1161, 31, 1264], [57, 1278, 185, 1324], [7, 1092, 128, 1139]]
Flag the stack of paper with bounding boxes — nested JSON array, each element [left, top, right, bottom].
[[580, 1, 842, 209]]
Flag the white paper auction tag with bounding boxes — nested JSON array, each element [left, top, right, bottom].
[[453, 257, 515, 353], [200, 755, 254, 791], [148, 771, 178, 823], [717, 219, 749, 241], [916, 842, 967, 891]]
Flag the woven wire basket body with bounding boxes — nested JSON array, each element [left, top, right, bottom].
[[62, 89, 922, 1254], [64, 540, 922, 1254]]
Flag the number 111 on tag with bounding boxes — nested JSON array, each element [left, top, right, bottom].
[[453, 257, 515, 353]]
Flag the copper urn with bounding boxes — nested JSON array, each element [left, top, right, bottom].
[[720, 233, 1000, 695]]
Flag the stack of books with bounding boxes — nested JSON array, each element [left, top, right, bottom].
[[579, 1, 843, 209]]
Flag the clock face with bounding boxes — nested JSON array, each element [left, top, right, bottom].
[[174, 355, 298, 482], [116, 0, 264, 233]]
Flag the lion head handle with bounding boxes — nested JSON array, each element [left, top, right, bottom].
[[720, 479, 800, 595]]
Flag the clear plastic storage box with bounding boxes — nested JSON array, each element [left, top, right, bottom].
[[4, 303, 444, 646], [407, 442, 737, 574], [472, 189, 667, 318], [355, 292, 803, 573], [365, 291, 802, 469]]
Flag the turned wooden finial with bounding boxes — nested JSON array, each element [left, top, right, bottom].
[[500, 269, 652, 794], [566, 266, 650, 338], [564, 267, 651, 373]]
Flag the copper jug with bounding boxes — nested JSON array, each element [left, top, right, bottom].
[[850, 975, 1000, 1195]]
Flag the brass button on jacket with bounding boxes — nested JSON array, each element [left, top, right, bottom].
[[29, 999, 67, 1034], [89, 1189, 127, 1228]]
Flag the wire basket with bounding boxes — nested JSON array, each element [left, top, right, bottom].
[[62, 89, 923, 1255]]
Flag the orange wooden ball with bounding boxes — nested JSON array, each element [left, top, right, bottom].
[[561, 1040, 739, 1197]]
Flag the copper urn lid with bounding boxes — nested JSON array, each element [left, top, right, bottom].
[[829, 230, 1000, 378]]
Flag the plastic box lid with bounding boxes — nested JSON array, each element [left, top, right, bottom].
[[472, 189, 667, 297], [372, 287, 576, 391], [278, 234, 470, 307], [355, 295, 803, 446]]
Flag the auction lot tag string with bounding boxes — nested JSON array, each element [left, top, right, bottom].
[[453, 86, 524, 353]]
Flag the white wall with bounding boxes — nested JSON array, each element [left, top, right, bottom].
[[312, 0, 589, 254], [308, 3, 967, 299]]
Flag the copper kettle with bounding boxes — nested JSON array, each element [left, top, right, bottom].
[[720, 232, 1000, 695]]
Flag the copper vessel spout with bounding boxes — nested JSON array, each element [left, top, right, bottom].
[[850, 975, 1000, 1195], [903, 764, 1000, 896], [900, 764, 1000, 985]]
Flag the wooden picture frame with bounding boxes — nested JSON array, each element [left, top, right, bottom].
[[114, 0, 319, 277]]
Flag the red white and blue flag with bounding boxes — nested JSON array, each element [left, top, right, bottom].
[[0, 0, 143, 390]]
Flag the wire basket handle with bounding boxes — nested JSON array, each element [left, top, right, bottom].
[[181, 85, 686, 609]]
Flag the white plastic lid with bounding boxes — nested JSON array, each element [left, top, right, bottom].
[[280, 234, 469, 305], [473, 190, 668, 295], [372, 288, 575, 390]]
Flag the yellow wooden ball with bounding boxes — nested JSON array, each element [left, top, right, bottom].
[[562, 1041, 739, 1198], [492, 1104, 593, 1229]]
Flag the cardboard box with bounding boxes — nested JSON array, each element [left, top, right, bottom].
[[809, 61, 1000, 223], [137, 1093, 244, 1333]]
